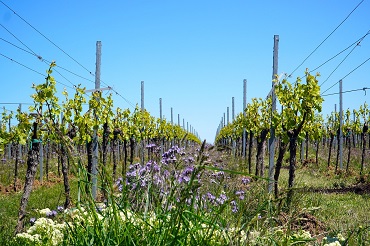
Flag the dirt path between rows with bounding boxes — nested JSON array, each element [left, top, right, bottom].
[[297, 183, 370, 195]]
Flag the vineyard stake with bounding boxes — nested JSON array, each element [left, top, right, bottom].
[[268, 34, 279, 193], [141, 81, 145, 165], [242, 79, 247, 162], [339, 79, 343, 169]]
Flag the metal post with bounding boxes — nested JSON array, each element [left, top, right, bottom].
[[268, 34, 279, 193], [170, 107, 174, 146], [18, 104, 22, 158], [242, 79, 247, 160], [334, 104, 337, 150], [339, 80, 343, 169], [231, 97, 236, 155], [39, 138, 43, 183], [141, 81, 144, 111], [92, 41, 102, 200], [227, 107, 229, 125], [7, 117, 11, 160], [160, 98, 163, 156], [178, 114, 180, 126], [232, 97, 235, 122], [159, 98, 162, 121], [140, 81, 145, 165]]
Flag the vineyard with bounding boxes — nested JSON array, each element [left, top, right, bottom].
[[0, 62, 368, 246]]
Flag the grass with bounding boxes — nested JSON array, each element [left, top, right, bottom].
[[0, 177, 78, 244], [0, 142, 369, 245]]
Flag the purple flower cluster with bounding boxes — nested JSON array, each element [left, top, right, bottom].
[[146, 143, 161, 154], [117, 160, 163, 191], [46, 210, 58, 218], [146, 143, 157, 149], [230, 200, 238, 213], [177, 165, 194, 184], [183, 156, 195, 164], [241, 177, 251, 185], [161, 146, 185, 164], [205, 192, 228, 206], [57, 206, 64, 212], [235, 190, 245, 200], [112, 145, 251, 216], [30, 217, 36, 225]]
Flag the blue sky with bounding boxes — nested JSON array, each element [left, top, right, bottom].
[[1, 0, 369, 143]]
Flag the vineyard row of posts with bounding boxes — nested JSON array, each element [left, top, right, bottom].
[[0, 62, 201, 233], [215, 72, 369, 204]]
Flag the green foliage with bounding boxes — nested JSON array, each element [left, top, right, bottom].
[[274, 71, 323, 137]]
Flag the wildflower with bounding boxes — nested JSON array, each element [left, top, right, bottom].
[[230, 200, 238, 213], [216, 193, 228, 205], [29, 217, 36, 225], [235, 190, 245, 200], [241, 177, 251, 184], [323, 242, 341, 246], [152, 162, 160, 172], [46, 210, 58, 218], [57, 206, 64, 213], [16, 233, 41, 244], [146, 143, 156, 149], [185, 156, 195, 163], [115, 177, 123, 187], [336, 233, 345, 242], [39, 208, 52, 216], [206, 192, 216, 202]]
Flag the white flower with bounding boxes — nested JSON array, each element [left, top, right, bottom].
[[323, 241, 341, 246], [39, 208, 52, 216], [336, 233, 345, 242], [301, 230, 312, 240], [16, 232, 41, 243]]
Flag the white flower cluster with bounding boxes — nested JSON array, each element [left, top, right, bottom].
[[16, 205, 344, 246], [16, 216, 65, 246], [63, 205, 137, 227], [322, 233, 346, 246], [323, 242, 341, 246], [38, 208, 52, 216]]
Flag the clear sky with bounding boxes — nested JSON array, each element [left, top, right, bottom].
[[1, 0, 369, 143]]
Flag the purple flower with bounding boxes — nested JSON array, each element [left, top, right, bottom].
[[163, 170, 170, 178], [216, 193, 228, 205], [46, 210, 57, 218], [146, 143, 157, 149], [152, 162, 160, 172], [206, 192, 216, 201], [115, 177, 123, 187], [140, 178, 148, 187], [178, 166, 194, 184], [153, 174, 162, 185], [231, 200, 238, 213], [139, 166, 147, 176], [96, 206, 104, 213], [30, 217, 36, 225], [57, 206, 64, 212], [235, 190, 245, 200], [185, 156, 195, 163], [241, 177, 251, 185]]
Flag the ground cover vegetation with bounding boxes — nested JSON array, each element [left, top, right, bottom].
[[0, 64, 369, 245]]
